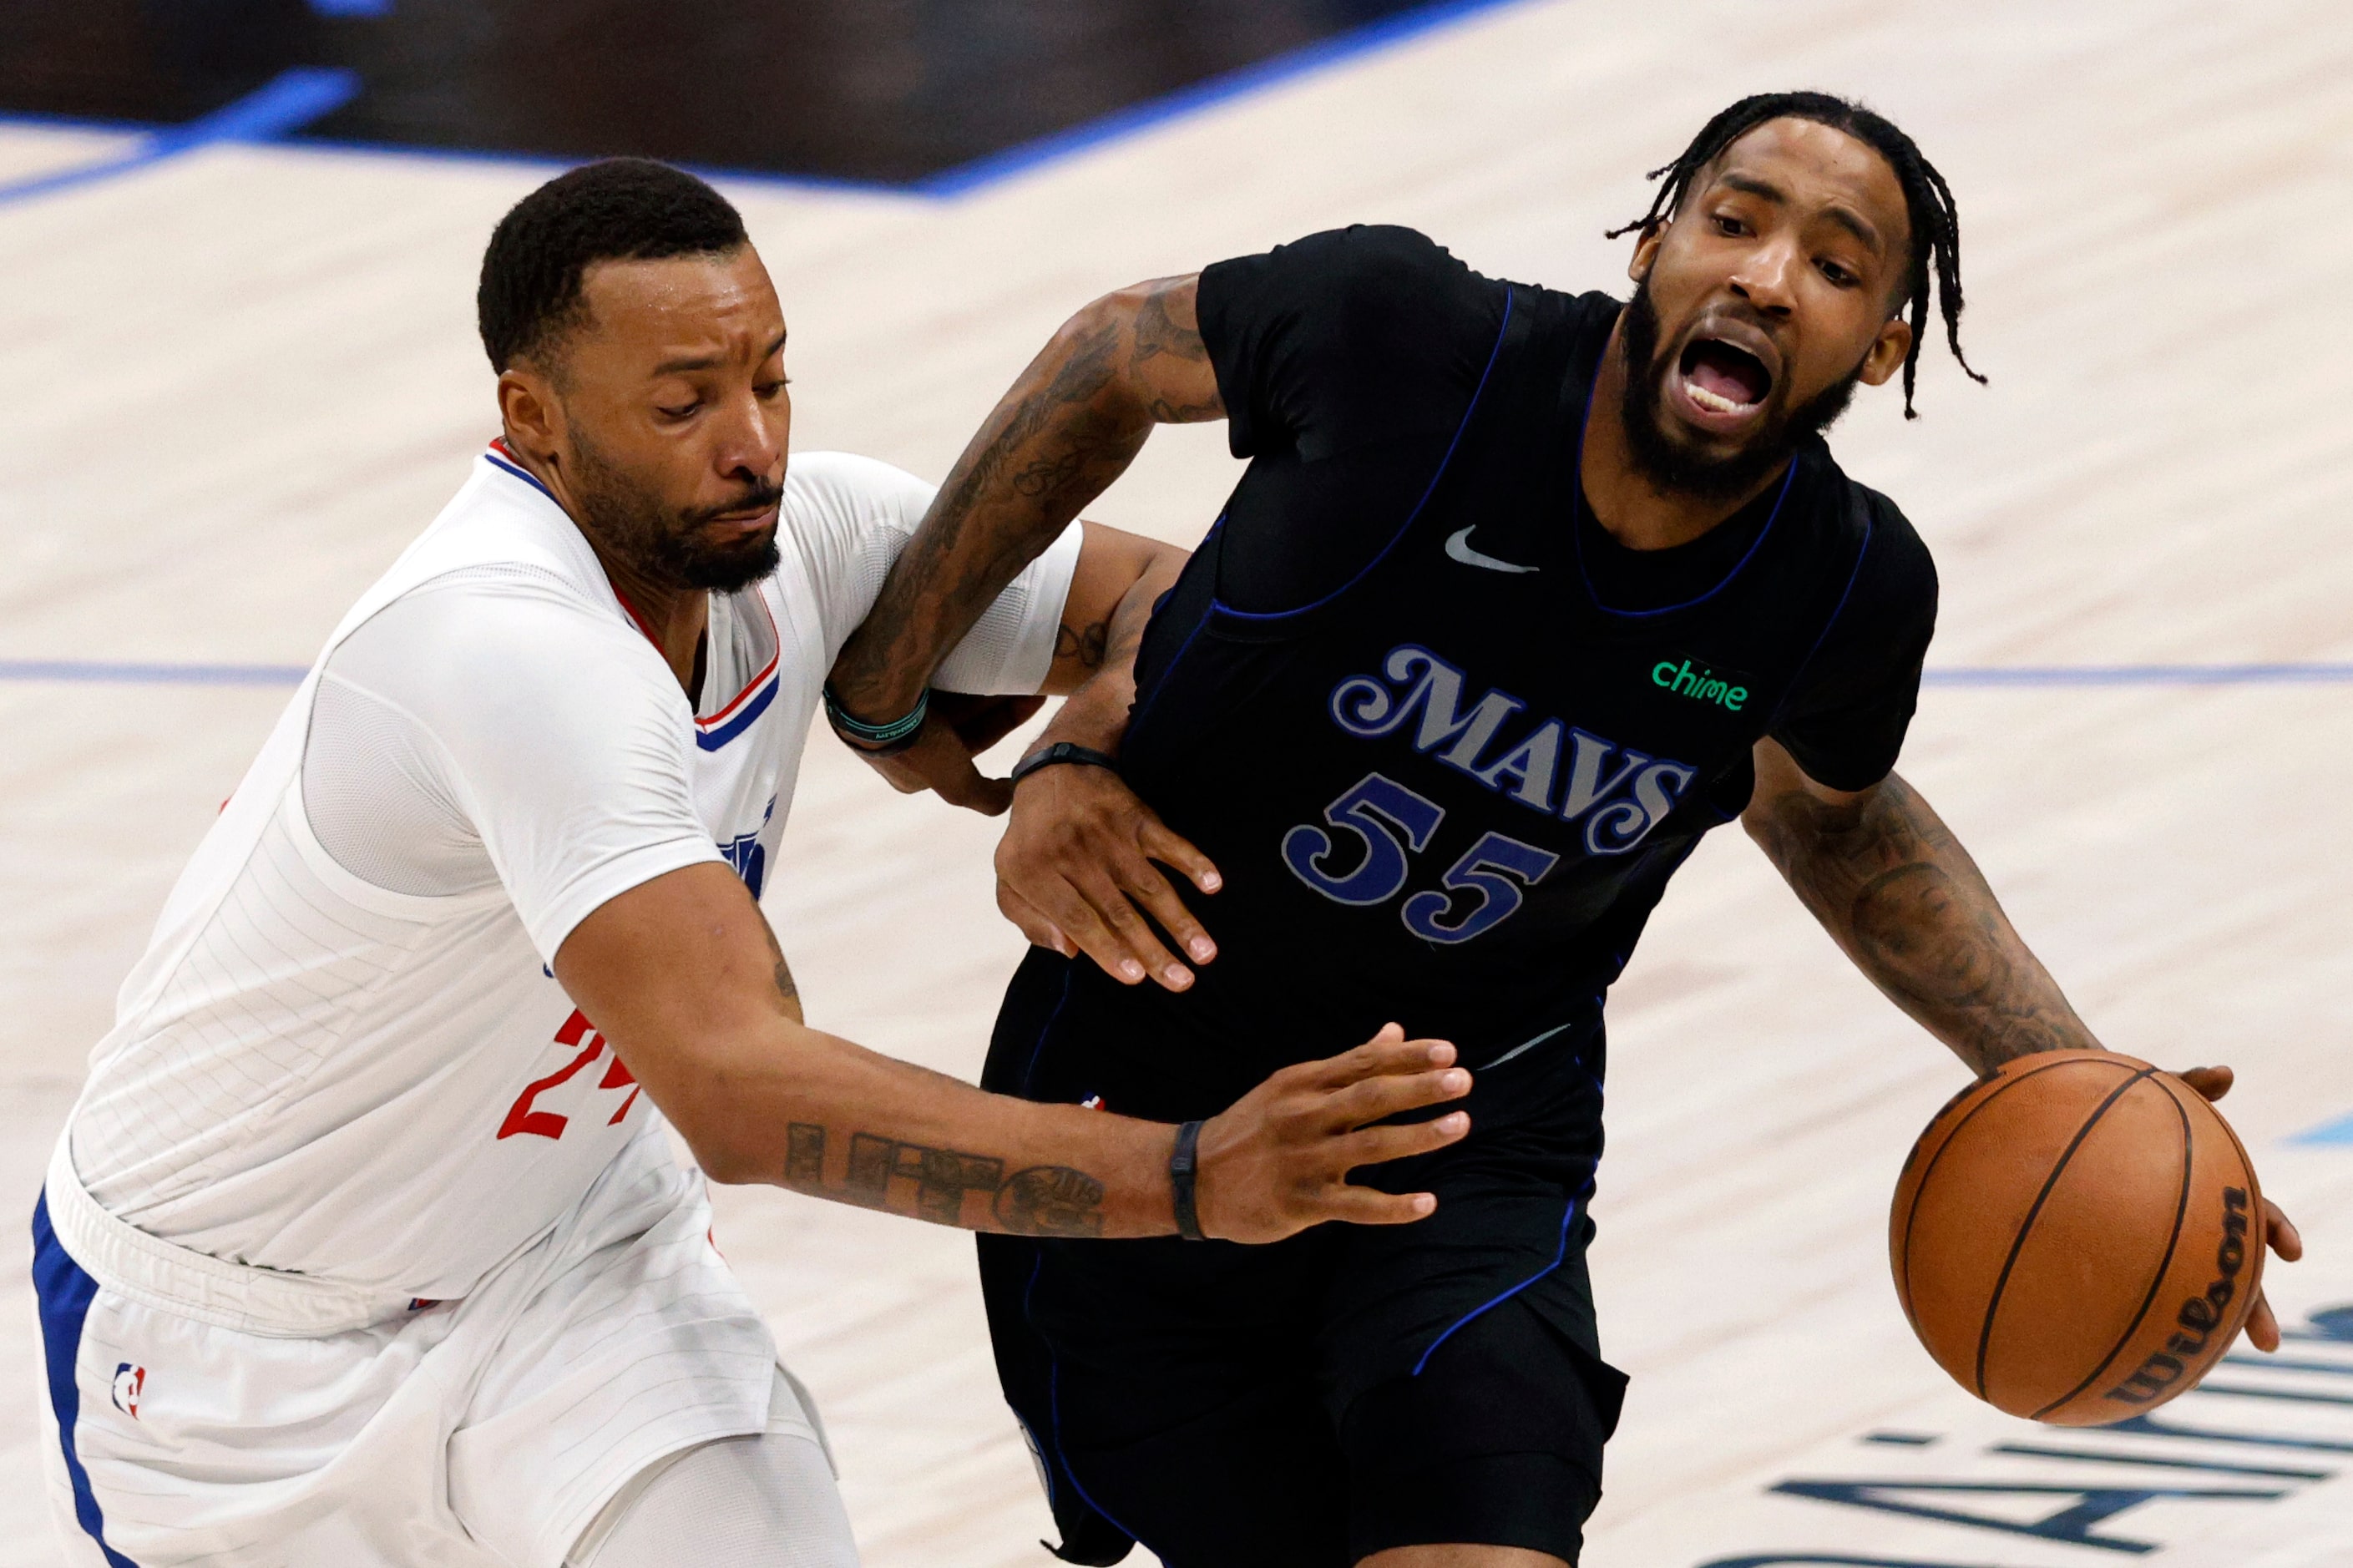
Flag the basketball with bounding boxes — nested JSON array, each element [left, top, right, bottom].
[[1890, 1050, 2266, 1425]]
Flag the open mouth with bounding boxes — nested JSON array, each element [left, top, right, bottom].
[[1677, 336, 1774, 417]]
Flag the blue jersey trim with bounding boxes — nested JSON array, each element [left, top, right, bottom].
[[1763, 511, 1875, 734], [33, 1194, 141, 1568], [483, 450, 560, 505], [1568, 377, 1801, 620], [1409, 1187, 1586, 1378], [1026, 1252, 1146, 1550], [1123, 598, 1216, 749], [1209, 285, 1519, 625], [693, 674, 777, 751]]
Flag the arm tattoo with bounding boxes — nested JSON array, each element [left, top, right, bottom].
[[782, 1123, 1106, 1236], [755, 913, 802, 1016], [829, 275, 1216, 713], [1055, 619, 1111, 671], [1134, 280, 1208, 365], [1748, 771, 2093, 1075]]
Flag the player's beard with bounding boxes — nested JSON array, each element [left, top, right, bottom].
[[1615, 276, 1863, 503], [567, 426, 782, 594]]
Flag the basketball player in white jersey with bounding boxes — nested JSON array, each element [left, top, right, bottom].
[[30, 159, 1477, 1568]]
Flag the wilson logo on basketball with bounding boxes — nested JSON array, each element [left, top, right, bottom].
[[2103, 1185, 2251, 1406]]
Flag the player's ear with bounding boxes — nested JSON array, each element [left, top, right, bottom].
[[1856, 314, 1913, 388], [1626, 223, 1664, 286], [497, 363, 563, 463]]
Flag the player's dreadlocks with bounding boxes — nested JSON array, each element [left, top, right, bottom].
[[1608, 91, 1984, 418]]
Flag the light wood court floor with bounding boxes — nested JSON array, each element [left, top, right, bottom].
[[3, 3, 2350, 1564]]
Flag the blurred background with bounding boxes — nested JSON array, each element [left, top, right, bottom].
[[3, 3, 2350, 1567], [0, 0, 1442, 184]]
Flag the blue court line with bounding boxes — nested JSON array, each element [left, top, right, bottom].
[[0, 67, 360, 207], [2289, 1111, 2353, 1147], [912, 0, 1530, 196], [1923, 663, 2353, 687], [0, 0, 1527, 207], [3, 660, 2350, 690], [0, 660, 310, 687]]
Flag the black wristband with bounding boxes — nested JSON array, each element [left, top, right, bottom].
[[1010, 741, 1120, 787], [822, 684, 929, 756], [1169, 1120, 1207, 1241]]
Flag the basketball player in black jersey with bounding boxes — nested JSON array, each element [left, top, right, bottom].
[[827, 93, 2302, 1567]]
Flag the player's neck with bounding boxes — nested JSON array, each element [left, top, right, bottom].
[[507, 440, 712, 695], [1581, 325, 1788, 552], [594, 550, 710, 696]]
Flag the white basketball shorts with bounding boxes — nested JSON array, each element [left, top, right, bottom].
[[32, 1132, 805, 1568]]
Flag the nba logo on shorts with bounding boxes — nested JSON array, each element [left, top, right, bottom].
[[111, 1363, 144, 1419]]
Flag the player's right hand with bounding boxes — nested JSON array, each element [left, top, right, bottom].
[[2177, 1065, 2305, 1353], [1194, 1024, 1470, 1243], [997, 761, 1222, 991]]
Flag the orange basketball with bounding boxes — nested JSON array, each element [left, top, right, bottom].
[[1890, 1050, 2265, 1425]]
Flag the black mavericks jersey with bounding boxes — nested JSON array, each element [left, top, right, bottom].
[[996, 227, 1936, 1123]]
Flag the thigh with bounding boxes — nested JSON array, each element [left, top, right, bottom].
[[449, 1182, 783, 1568], [572, 1373, 856, 1568], [1338, 1299, 1613, 1565], [985, 1230, 1354, 1568], [1313, 1098, 1627, 1567]]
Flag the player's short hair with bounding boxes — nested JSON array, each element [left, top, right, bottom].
[[477, 158, 748, 374], [1610, 92, 1985, 419]]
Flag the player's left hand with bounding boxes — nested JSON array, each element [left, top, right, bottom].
[[836, 694, 1046, 817], [2178, 1065, 2304, 1352], [998, 760, 1221, 991]]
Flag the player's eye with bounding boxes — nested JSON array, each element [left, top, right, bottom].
[[657, 400, 701, 419], [1712, 213, 1748, 237], [1817, 258, 1858, 288], [756, 377, 788, 399]]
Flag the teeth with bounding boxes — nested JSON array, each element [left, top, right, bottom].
[[1685, 382, 1748, 415]]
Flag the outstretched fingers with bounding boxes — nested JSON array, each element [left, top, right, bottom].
[[1308, 1185, 1441, 1227], [996, 882, 1077, 959], [1316, 1065, 1473, 1133], [1332, 1114, 1472, 1170], [1300, 1026, 1460, 1090]]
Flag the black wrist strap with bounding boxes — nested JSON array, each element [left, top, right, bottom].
[[1010, 741, 1120, 787], [1169, 1120, 1207, 1242]]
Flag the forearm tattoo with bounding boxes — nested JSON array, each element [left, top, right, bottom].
[[756, 914, 802, 1016], [832, 276, 1215, 710], [782, 1123, 1106, 1236], [1749, 771, 2092, 1075]]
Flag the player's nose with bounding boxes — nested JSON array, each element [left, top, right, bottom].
[[1727, 238, 1799, 317], [712, 386, 785, 484]]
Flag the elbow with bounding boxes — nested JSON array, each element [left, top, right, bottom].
[[692, 1141, 765, 1187], [676, 1117, 767, 1186], [1046, 290, 1152, 408]]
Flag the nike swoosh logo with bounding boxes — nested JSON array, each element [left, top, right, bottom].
[[1445, 525, 1539, 574]]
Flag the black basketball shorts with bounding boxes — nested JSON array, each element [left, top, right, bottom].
[[979, 957, 1627, 1567]]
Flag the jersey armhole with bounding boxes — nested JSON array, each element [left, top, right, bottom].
[[1206, 284, 1521, 630]]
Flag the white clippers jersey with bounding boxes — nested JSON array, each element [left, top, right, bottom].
[[63, 444, 1079, 1302]]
